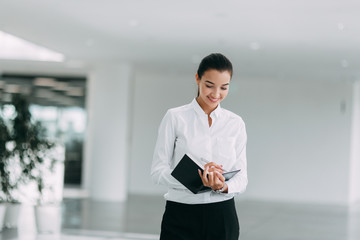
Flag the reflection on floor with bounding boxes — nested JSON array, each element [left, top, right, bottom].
[[1, 194, 360, 240], [0, 229, 158, 240]]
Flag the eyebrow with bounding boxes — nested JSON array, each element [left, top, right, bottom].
[[205, 80, 229, 86]]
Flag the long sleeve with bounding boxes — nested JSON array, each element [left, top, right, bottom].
[[151, 110, 187, 189], [226, 120, 248, 194]]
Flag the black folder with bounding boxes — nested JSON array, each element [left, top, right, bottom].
[[171, 154, 241, 194]]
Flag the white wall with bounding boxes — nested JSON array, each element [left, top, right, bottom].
[[129, 69, 356, 205], [225, 78, 353, 205]]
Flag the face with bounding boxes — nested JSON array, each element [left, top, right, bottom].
[[196, 69, 231, 112]]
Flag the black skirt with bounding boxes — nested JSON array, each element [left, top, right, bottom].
[[160, 198, 240, 240]]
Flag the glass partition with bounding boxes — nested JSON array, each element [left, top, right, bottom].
[[0, 73, 86, 186]]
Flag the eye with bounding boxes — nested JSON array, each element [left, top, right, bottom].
[[205, 85, 212, 88], [221, 87, 228, 90]]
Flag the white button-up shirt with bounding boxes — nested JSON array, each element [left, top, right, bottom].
[[151, 99, 248, 204]]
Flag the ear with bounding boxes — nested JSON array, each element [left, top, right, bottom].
[[195, 73, 201, 85]]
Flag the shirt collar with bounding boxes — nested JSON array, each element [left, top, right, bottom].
[[191, 98, 222, 118]]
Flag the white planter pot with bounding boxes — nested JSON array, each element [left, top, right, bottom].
[[0, 204, 6, 231], [34, 204, 62, 234], [3, 203, 20, 229]]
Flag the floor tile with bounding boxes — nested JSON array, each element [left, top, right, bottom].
[[1, 195, 360, 240]]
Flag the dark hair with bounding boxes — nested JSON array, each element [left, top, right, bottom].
[[197, 53, 233, 79]]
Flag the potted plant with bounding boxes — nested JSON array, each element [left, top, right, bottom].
[[0, 107, 23, 229], [33, 143, 65, 234], [10, 95, 64, 233], [0, 95, 64, 232], [0, 117, 11, 231]]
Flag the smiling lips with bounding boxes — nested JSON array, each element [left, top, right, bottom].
[[208, 97, 220, 103]]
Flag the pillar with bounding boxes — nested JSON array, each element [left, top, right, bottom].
[[84, 63, 132, 202]]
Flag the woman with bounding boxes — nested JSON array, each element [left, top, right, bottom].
[[151, 53, 248, 240]]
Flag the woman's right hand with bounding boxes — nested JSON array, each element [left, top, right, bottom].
[[203, 162, 224, 173]]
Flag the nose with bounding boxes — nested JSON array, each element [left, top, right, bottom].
[[212, 88, 220, 98]]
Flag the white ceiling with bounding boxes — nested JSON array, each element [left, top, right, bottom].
[[0, 0, 359, 79]]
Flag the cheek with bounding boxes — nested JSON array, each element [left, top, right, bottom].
[[200, 86, 210, 95]]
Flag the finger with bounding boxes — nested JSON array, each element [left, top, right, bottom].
[[203, 166, 209, 177], [212, 173, 222, 190], [198, 169, 203, 178], [213, 177, 224, 190], [198, 169, 207, 186], [208, 168, 224, 174], [204, 162, 224, 172], [198, 169, 207, 180], [204, 162, 218, 169], [215, 172, 226, 182], [216, 165, 224, 173], [214, 164, 223, 170], [202, 167, 210, 186], [208, 172, 214, 187]]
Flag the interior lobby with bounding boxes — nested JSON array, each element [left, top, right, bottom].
[[1, 1, 360, 240]]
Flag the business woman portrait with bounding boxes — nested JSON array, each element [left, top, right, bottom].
[[151, 53, 248, 240]]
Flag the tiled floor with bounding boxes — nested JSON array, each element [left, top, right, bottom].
[[1, 194, 360, 240]]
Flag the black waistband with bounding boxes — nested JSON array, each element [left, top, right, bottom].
[[166, 198, 235, 209]]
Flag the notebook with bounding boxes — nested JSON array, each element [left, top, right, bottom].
[[171, 154, 241, 194]]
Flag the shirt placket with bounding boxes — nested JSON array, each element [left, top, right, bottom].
[[208, 113, 216, 164], [202, 113, 213, 163]]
